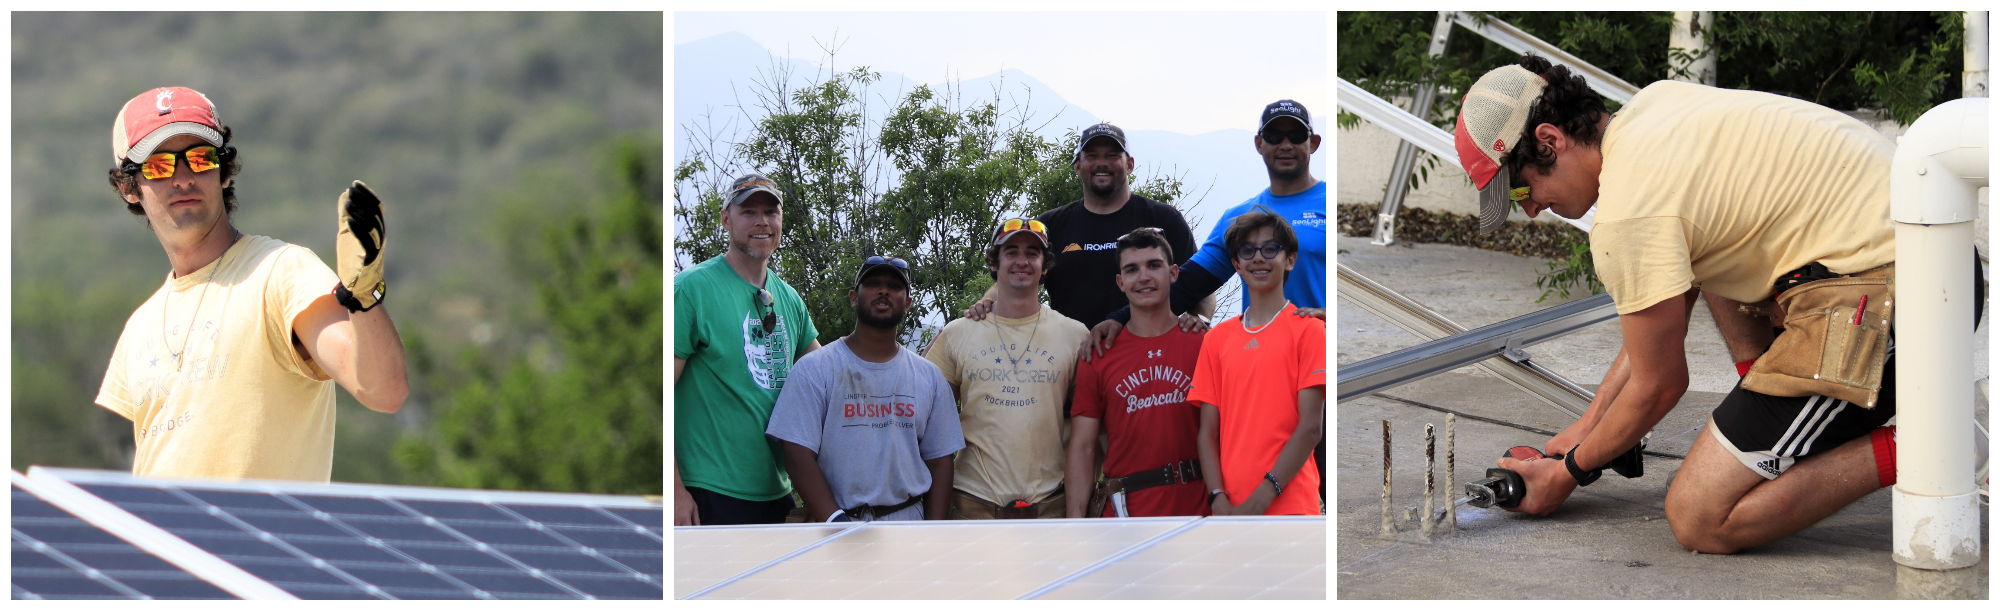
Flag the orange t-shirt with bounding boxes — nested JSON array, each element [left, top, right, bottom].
[[1188, 303, 1326, 515]]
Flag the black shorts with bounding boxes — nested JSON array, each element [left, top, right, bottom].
[[1709, 348, 1898, 479], [685, 486, 795, 525], [1711, 250, 1985, 479]]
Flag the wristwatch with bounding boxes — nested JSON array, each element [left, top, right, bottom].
[[1565, 445, 1602, 487], [1208, 488, 1227, 506], [1264, 472, 1286, 496]]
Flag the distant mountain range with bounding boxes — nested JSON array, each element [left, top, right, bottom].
[[673, 32, 1326, 243]]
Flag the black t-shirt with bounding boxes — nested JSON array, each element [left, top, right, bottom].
[[1036, 195, 1198, 325]]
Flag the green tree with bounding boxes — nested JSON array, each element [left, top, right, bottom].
[[396, 138, 663, 495], [675, 44, 1204, 350]]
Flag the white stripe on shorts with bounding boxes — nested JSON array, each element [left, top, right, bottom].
[[1775, 395, 1838, 457]]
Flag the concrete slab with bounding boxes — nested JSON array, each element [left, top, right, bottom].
[[1335, 236, 1991, 599]]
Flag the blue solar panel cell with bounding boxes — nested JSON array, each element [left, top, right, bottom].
[[59, 479, 662, 600], [11, 483, 236, 600]]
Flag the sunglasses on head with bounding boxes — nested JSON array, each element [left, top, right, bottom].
[[1236, 242, 1286, 260], [752, 288, 776, 334], [1260, 127, 1310, 145], [999, 218, 1047, 237], [136, 144, 220, 180], [864, 255, 910, 269]]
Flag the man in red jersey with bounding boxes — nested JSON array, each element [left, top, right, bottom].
[[1066, 228, 1211, 517], [1191, 208, 1325, 515]]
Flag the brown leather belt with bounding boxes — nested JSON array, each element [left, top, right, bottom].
[[1091, 459, 1203, 516]]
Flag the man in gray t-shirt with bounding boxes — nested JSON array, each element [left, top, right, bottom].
[[767, 256, 964, 522]]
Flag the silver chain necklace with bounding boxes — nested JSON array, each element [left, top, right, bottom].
[[993, 306, 1043, 374], [161, 232, 241, 371]]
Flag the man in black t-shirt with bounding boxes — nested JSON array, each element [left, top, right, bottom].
[[1033, 123, 1205, 326]]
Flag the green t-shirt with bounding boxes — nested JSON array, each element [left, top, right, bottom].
[[674, 255, 818, 501]]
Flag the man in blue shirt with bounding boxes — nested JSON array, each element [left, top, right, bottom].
[[1095, 99, 1326, 343]]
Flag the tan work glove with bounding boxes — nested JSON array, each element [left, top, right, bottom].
[[333, 180, 387, 312]]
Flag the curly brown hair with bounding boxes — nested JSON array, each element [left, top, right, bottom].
[[1508, 54, 1609, 179], [106, 125, 242, 217]]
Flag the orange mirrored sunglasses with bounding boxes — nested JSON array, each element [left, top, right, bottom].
[[138, 145, 220, 180], [999, 218, 1047, 236]]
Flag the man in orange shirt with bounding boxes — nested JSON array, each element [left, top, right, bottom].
[[1190, 208, 1325, 515]]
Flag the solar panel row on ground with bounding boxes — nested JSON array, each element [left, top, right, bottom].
[[674, 516, 1324, 600], [10, 468, 664, 600]]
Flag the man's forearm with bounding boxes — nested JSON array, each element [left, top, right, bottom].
[[924, 456, 953, 520], [1266, 389, 1325, 491], [1064, 431, 1097, 518], [782, 443, 839, 522], [1169, 262, 1225, 316], [346, 305, 409, 411]]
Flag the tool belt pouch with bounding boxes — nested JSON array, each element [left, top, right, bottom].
[[1087, 488, 1108, 518], [1741, 264, 1894, 408]]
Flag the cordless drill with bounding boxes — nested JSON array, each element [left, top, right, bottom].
[[1460, 442, 1645, 509]]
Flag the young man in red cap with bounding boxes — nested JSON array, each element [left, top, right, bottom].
[[1453, 54, 1984, 552], [97, 86, 408, 483], [1066, 228, 1210, 517], [924, 218, 1091, 519], [1191, 209, 1324, 516]]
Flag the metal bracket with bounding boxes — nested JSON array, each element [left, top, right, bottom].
[[1501, 335, 1531, 363]]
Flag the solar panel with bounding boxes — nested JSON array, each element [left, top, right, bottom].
[[16, 468, 663, 600], [11, 476, 235, 600], [676, 516, 1325, 600], [1032, 518, 1324, 599]]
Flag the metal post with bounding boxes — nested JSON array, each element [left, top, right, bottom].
[[1443, 415, 1457, 534], [1380, 420, 1396, 538], [1889, 98, 1987, 575], [1421, 424, 1436, 540], [1337, 292, 1618, 402], [1371, 12, 1455, 246]]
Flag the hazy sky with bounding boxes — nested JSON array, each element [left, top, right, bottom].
[[673, 11, 1328, 135]]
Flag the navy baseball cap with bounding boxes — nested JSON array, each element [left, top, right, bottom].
[[1259, 99, 1313, 134], [1073, 123, 1128, 161]]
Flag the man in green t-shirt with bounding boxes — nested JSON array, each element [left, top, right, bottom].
[[674, 173, 821, 525]]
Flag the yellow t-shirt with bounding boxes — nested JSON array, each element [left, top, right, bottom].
[[97, 235, 342, 482], [924, 304, 1090, 504], [1591, 81, 1897, 314]]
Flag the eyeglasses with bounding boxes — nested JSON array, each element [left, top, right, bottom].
[[997, 218, 1048, 239], [752, 288, 776, 334], [1260, 128, 1310, 145], [137, 144, 220, 180], [1236, 243, 1286, 260]]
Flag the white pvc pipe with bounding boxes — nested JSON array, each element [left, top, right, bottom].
[[1967, 12, 1989, 99], [1889, 97, 1988, 570]]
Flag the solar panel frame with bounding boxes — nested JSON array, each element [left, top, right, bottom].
[[674, 516, 1326, 600], [12, 470, 292, 600], [25, 467, 663, 600]]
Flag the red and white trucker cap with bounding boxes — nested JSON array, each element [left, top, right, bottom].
[[1453, 65, 1547, 234], [111, 87, 224, 164]]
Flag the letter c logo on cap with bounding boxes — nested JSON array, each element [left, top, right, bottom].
[[156, 90, 174, 115]]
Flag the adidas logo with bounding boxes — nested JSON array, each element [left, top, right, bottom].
[[1755, 458, 1781, 476], [1243, 339, 1259, 350]]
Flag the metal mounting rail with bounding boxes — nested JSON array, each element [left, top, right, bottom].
[[1451, 12, 1639, 103], [1337, 292, 1617, 402], [1337, 263, 1593, 416]]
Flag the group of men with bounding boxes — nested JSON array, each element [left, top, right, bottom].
[[674, 100, 1329, 525]]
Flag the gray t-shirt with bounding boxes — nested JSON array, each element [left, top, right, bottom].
[[766, 338, 965, 520]]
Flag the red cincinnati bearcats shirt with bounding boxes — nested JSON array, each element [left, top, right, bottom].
[[1073, 326, 1210, 517]]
